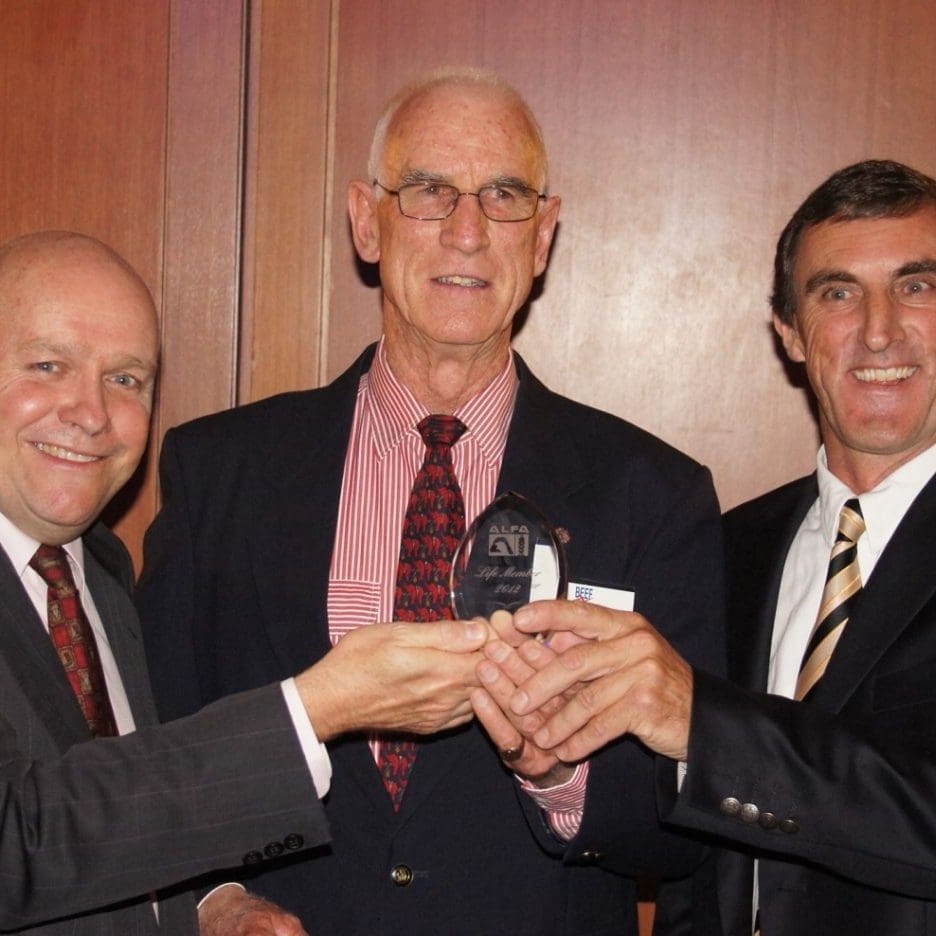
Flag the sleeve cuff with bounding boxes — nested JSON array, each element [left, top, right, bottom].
[[280, 678, 332, 797]]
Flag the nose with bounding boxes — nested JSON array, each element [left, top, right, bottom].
[[860, 291, 905, 352], [58, 379, 110, 435], [439, 192, 490, 253]]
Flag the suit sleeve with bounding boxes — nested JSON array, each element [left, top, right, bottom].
[[0, 684, 330, 929], [660, 668, 936, 900]]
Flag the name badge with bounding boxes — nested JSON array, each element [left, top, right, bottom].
[[566, 581, 635, 611]]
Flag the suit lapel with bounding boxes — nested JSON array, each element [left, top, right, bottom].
[[811, 472, 936, 710], [83, 528, 160, 730], [250, 353, 369, 676], [0, 546, 89, 750], [732, 480, 817, 691], [498, 356, 593, 544]]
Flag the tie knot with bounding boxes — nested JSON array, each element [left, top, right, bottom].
[[29, 544, 71, 585], [418, 414, 466, 449], [837, 498, 865, 544]]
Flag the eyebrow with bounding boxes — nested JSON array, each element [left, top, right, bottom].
[[398, 169, 537, 191], [896, 259, 936, 277], [399, 169, 449, 185], [803, 270, 858, 296]]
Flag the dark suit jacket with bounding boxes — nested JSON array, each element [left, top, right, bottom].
[[658, 472, 936, 936], [0, 521, 330, 934], [137, 346, 725, 936]]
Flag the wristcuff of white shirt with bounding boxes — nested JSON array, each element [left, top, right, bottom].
[[280, 678, 332, 797], [197, 881, 245, 909]]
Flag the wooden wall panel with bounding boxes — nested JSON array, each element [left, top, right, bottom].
[[0, 0, 171, 565], [0, 0, 247, 568], [327, 0, 936, 512], [239, 0, 333, 403], [159, 0, 246, 435]]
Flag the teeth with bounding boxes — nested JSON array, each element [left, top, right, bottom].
[[437, 275, 486, 287], [854, 366, 917, 383], [33, 442, 99, 463]]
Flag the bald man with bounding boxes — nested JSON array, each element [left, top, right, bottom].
[[0, 231, 487, 935]]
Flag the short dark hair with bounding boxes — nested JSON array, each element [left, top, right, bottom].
[[772, 159, 936, 323]]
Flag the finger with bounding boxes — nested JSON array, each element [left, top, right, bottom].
[[512, 633, 559, 674], [530, 673, 625, 752], [511, 639, 623, 715], [484, 638, 539, 685], [514, 600, 639, 642], [470, 687, 525, 754], [487, 608, 528, 647], [476, 658, 546, 736]]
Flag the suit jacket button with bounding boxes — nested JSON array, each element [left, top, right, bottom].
[[720, 796, 742, 817], [243, 850, 263, 865], [391, 864, 414, 887], [740, 803, 760, 824], [779, 818, 799, 834], [284, 833, 304, 851], [758, 811, 778, 830], [264, 841, 285, 858], [578, 850, 604, 864]]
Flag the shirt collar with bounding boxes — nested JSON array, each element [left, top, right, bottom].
[[364, 336, 518, 463], [0, 511, 86, 585], [816, 442, 936, 559]]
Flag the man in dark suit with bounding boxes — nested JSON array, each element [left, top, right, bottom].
[[0, 230, 488, 936], [137, 69, 724, 935], [501, 159, 936, 935]]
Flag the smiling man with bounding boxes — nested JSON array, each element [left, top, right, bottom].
[[0, 231, 503, 936], [137, 69, 724, 935], [493, 159, 936, 936], [0, 230, 330, 936]]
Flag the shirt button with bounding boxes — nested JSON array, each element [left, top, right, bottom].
[[390, 864, 414, 887]]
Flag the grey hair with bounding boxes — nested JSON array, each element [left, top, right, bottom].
[[366, 67, 549, 189]]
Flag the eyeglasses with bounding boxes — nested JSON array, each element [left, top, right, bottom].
[[374, 180, 546, 223]]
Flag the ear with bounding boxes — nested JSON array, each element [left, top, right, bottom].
[[773, 312, 806, 363], [532, 195, 561, 276], [348, 180, 381, 263]]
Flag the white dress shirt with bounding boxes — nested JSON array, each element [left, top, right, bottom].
[[770, 443, 936, 698]]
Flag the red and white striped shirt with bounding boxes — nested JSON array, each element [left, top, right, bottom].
[[327, 338, 585, 837]]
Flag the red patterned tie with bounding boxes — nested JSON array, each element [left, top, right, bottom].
[[30, 544, 117, 738], [379, 415, 467, 810]]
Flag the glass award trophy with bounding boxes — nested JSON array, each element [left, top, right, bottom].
[[450, 491, 567, 618]]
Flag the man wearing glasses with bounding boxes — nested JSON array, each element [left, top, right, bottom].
[[138, 69, 724, 935]]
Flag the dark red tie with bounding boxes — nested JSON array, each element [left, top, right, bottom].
[[30, 544, 117, 738], [378, 415, 467, 810]]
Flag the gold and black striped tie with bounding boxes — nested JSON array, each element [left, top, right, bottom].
[[795, 498, 865, 701]]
